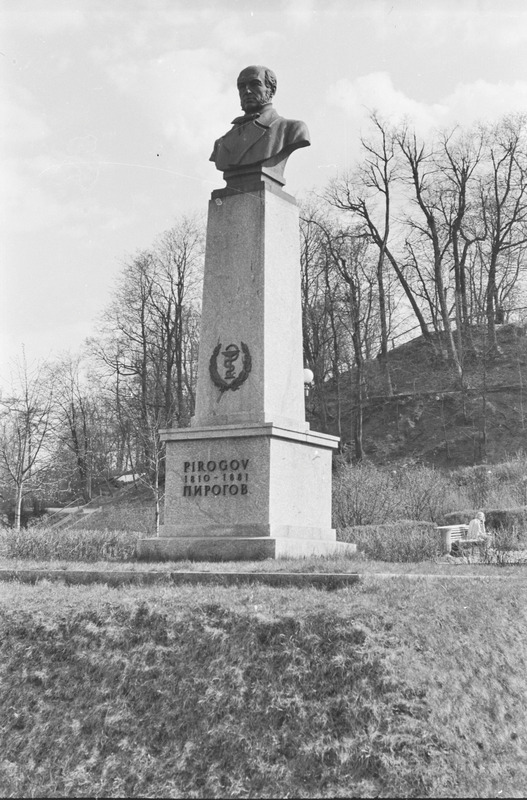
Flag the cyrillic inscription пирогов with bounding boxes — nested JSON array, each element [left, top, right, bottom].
[[182, 458, 249, 497]]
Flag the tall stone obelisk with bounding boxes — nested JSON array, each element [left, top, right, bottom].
[[138, 66, 349, 560]]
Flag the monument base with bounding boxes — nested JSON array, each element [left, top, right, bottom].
[[136, 532, 355, 562], [137, 423, 352, 562]]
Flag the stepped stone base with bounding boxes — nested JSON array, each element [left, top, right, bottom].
[[136, 532, 355, 562], [137, 423, 345, 562]]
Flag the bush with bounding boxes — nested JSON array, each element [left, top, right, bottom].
[[440, 507, 527, 561], [480, 532, 527, 564], [2, 526, 142, 562], [441, 506, 527, 539], [332, 463, 398, 527], [338, 521, 441, 562], [69, 505, 157, 534], [453, 455, 527, 508], [491, 525, 527, 553], [393, 466, 455, 522], [332, 462, 455, 527]]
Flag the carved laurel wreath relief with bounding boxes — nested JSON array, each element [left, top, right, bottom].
[[209, 342, 252, 393]]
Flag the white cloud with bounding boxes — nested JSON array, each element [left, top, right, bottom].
[[1, 151, 119, 238], [98, 47, 237, 158], [88, 3, 287, 159], [328, 71, 527, 134], [2, 1, 85, 34], [415, 1, 527, 48], [328, 72, 448, 134], [210, 14, 282, 56], [88, 7, 287, 166], [1, 86, 50, 150], [283, 0, 318, 28], [325, 0, 527, 47], [89, 3, 222, 60], [444, 80, 527, 125]]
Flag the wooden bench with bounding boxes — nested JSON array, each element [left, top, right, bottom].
[[437, 524, 482, 555]]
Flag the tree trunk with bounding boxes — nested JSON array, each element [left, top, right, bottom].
[[486, 253, 499, 351], [353, 364, 364, 462], [15, 484, 23, 530], [376, 249, 392, 395], [385, 250, 434, 345]]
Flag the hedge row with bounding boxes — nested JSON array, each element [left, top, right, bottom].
[[338, 521, 441, 562], [1, 526, 142, 562]]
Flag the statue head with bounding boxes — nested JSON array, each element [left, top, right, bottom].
[[237, 65, 277, 113]]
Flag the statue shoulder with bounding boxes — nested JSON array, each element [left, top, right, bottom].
[[210, 133, 227, 163], [289, 117, 310, 144], [272, 114, 310, 146]]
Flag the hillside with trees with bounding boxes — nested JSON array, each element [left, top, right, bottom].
[[308, 322, 527, 467], [1, 113, 526, 525]]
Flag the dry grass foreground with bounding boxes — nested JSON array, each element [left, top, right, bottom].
[[1, 575, 526, 798]]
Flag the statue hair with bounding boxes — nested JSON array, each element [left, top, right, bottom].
[[239, 65, 277, 98], [262, 68, 277, 97]]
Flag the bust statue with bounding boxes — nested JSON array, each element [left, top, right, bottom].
[[210, 65, 310, 184]]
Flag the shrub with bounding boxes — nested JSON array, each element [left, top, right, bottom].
[[69, 505, 156, 534], [480, 532, 527, 564], [491, 525, 527, 553], [440, 509, 480, 526], [332, 462, 456, 527], [2, 526, 142, 562], [332, 463, 398, 527], [441, 506, 527, 540], [453, 464, 497, 507], [393, 466, 455, 522], [453, 455, 527, 508], [338, 521, 441, 562], [440, 507, 527, 561]]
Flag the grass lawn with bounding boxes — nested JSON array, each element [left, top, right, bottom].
[[1, 552, 527, 577], [1, 571, 526, 798]]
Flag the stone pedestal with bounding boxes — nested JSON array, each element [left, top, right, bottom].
[[138, 172, 352, 561], [194, 175, 306, 429]]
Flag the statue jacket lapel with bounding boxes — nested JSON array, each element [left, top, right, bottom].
[[212, 106, 281, 169]]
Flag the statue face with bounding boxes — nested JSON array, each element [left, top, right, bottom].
[[237, 68, 272, 112]]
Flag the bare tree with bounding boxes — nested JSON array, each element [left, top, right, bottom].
[[300, 204, 353, 435], [87, 217, 204, 531], [49, 353, 128, 503], [116, 395, 165, 535], [50, 354, 96, 502], [327, 113, 433, 370], [478, 114, 527, 349], [0, 355, 54, 528], [354, 112, 396, 392], [90, 216, 204, 472], [305, 215, 376, 460], [396, 125, 463, 376], [438, 126, 486, 352], [150, 217, 204, 425], [334, 236, 375, 462]]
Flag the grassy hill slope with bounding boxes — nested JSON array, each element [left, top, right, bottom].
[[2, 576, 526, 798], [312, 323, 527, 467]]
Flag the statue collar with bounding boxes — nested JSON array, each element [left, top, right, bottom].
[[231, 104, 277, 128]]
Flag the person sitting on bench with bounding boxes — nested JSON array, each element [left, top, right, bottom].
[[451, 511, 489, 555], [467, 511, 487, 541]]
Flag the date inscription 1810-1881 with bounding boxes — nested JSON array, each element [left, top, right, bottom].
[[182, 458, 249, 497]]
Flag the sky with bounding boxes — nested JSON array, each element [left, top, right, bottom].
[[2, 0, 527, 387]]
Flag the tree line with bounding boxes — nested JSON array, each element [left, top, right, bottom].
[[1, 113, 526, 526]]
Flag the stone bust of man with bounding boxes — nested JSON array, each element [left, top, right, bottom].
[[210, 65, 310, 182]]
